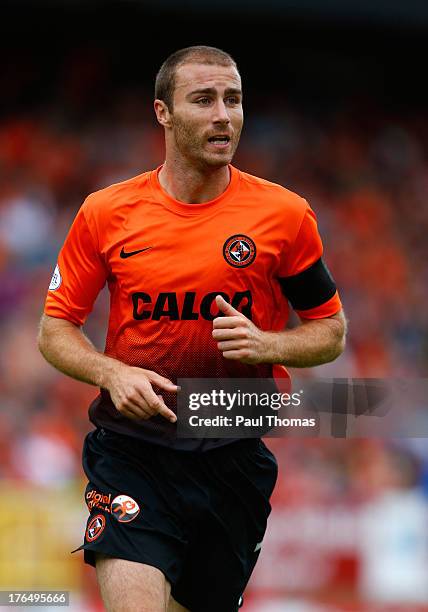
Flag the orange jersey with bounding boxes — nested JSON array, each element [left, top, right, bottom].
[[45, 165, 341, 446]]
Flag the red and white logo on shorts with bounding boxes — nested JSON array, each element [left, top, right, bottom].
[[86, 514, 106, 542], [111, 495, 140, 523]]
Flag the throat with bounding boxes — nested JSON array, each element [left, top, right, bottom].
[[158, 164, 231, 204]]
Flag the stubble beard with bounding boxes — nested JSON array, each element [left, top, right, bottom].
[[172, 114, 239, 171]]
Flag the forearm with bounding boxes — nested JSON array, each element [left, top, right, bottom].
[[213, 297, 347, 368], [262, 314, 346, 368], [38, 314, 123, 388]]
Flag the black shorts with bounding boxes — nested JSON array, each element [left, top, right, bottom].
[[76, 428, 278, 612]]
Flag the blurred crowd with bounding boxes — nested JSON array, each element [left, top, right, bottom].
[[1, 65, 428, 606]]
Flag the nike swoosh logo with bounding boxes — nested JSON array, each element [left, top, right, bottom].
[[120, 246, 153, 259]]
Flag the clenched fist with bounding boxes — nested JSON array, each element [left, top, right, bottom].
[[212, 295, 269, 364]]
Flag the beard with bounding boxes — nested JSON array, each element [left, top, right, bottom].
[[171, 113, 240, 170]]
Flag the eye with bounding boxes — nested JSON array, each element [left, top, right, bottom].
[[226, 96, 240, 105], [196, 97, 211, 105]]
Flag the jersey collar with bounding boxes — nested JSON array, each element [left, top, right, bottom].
[[150, 164, 240, 215]]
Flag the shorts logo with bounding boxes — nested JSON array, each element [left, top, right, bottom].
[[86, 514, 105, 542], [223, 235, 256, 268], [49, 264, 62, 290], [86, 488, 112, 512], [111, 495, 140, 523]]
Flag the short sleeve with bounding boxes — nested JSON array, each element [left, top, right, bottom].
[[44, 204, 108, 325], [278, 203, 342, 319]]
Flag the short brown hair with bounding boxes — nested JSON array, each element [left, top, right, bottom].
[[155, 45, 238, 110]]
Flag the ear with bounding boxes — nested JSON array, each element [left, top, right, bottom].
[[154, 99, 172, 128]]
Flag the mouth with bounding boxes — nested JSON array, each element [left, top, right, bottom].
[[207, 135, 231, 149]]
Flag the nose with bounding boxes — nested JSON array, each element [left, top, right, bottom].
[[212, 99, 230, 125]]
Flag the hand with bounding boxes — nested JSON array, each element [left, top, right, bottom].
[[212, 295, 267, 364], [107, 364, 179, 423]]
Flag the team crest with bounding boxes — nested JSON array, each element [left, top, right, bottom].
[[85, 514, 105, 542], [223, 235, 256, 268], [111, 495, 140, 523]]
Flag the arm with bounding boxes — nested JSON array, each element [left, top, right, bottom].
[[261, 310, 346, 367], [212, 295, 346, 367], [38, 314, 178, 422]]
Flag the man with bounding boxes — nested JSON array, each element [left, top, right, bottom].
[[38, 46, 346, 612]]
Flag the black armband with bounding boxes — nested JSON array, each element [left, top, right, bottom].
[[278, 257, 337, 310]]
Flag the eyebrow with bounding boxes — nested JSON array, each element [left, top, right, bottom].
[[186, 87, 242, 98]]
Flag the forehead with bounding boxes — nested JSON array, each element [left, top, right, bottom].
[[174, 63, 241, 93]]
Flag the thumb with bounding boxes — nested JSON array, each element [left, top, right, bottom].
[[215, 295, 240, 316]]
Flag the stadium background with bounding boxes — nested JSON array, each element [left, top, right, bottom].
[[1, 0, 428, 610]]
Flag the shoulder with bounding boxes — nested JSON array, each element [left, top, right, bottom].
[[237, 168, 309, 218], [81, 171, 151, 222]]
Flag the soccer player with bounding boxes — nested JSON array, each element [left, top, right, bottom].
[[38, 46, 346, 612]]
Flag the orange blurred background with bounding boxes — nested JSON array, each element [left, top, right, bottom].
[[1, 2, 427, 610]]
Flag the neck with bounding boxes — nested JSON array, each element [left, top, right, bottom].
[[158, 156, 231, 204]]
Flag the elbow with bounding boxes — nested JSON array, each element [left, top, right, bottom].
[[321, 336, 345, 366], [332, 334, 346, 361], [37, 314, 54, 361], [37, 322, 48, 359], [339, 334, 346, 356], [329, 315, 347, 362], [323, 311, 347, 364]]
